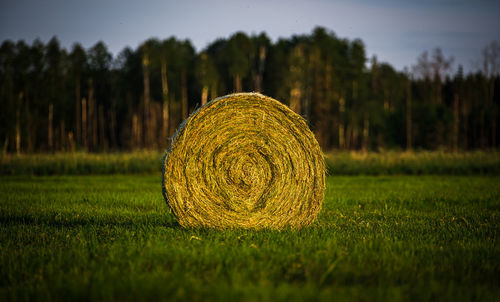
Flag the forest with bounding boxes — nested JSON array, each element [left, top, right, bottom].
[[0, 27, 499, 153]]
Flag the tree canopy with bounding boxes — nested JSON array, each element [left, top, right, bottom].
[[0, 27, 499, 153]]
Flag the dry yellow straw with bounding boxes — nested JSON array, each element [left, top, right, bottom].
[[162, 92, 325, 229]]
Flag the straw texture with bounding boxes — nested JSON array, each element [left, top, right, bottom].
[[162, 92, 325, 229]]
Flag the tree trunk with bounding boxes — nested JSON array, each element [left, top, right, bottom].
[[493, 110, 497, 148], [345, 124, 352, 150], [15, 92, 22, 154], [211, 84, 218, 101], [68, 131, 75, 152], [290, 86, 301, 114], [109, 109, 118, 149], [2, 137, 9, 156], [6, 76, 14, 153], [234, 74, 242, 92], [26, 98, 34, 153], [201, 86, 209, 106], [338, 97, 345, 149], [161, 59, 170, 142], [89, 97, 95, 150], [352, 127, 359, 150], [93, 105, 98, 150], [480, 76, 488, 148], [383, 88, 389, 111], [149, 103, 157, 149], [480, 110, 486, 148], [60, 120, 66, 151], [324, 63, 333, 149], [254, 75, 262, 93], [362, 114, 369, 152], [162, 101, 169, 145], [255, 46, 266, 92], [132, 113, 137, 149], [352, 80, 358, 100], [99, 104, 106, 150], [143, 54, 151, 148], [461, 99, 469, 150], [82, 97, 87, 151], [161, 59, 169, 98], [490, 78, 496, 148], [182, 70, 188, 120], [88, 80, 97, 150], [15, 107, 21, 154], [435, 78, 442, 105], [406, 80, 412, 151], [132, 113, 140, 149], [48, 103, 53, 151], [75, 77, 81, 144], [453, 94, 459, 152]]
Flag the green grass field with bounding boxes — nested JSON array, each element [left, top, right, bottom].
[[1, 151, 500, 175], [1, 173, 499, 301]]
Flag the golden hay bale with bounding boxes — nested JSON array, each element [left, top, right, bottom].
[[162, 92, 325, 229]]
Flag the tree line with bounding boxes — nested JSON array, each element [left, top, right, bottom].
[[0, 27, 498, 153]]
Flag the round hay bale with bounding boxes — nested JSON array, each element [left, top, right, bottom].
[[162, 92, 325, 229]]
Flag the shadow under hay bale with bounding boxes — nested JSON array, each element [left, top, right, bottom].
[[162, 92, 325, 229]]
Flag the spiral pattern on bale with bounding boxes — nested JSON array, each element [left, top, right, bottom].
[[162, 92, 325, 229]]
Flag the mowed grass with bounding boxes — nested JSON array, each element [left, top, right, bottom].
[[1, 174, 499, 301]]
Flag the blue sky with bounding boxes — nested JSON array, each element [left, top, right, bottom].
[[1, 0, 499, 73]]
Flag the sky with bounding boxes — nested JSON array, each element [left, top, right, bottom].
[[1, 0, 499, 73]]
